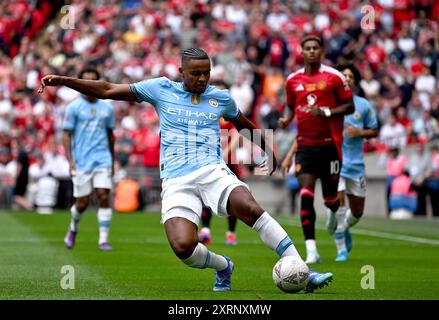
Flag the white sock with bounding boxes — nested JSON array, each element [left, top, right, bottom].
[[98, 208, 112, 244], [336, 206, 347, 227], [252, 212, 300, 258], [334, 222, 347, 253], [69, 205, 83, 232], [181, 243, 228, 271], [305, 239, 317, 255], [344, 208, 360, 229]]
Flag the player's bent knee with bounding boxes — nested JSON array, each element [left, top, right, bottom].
[[239, 201, 264, 226], [76, 198, 90, 212], [171, 240, 197, 259], [352, 210, 364, 218], [324, 194, 339, 208], [96, 191, 110, 205]]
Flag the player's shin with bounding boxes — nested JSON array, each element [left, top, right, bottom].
[[181, 243, 228, 271], [334, 224, 348, 255], [97, 208, 112, 244], [252, 212, 301, 259], [70, 205, 83, 232], [300, 188, 316, 240], [327, 205, 346, 234]]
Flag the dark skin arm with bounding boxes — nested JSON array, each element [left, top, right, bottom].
[[310, 97, 355, 117], [345, 126, 378, 139], [62, 130, 75, 176], [108, 129, 115, 175], [277, 106, 295, 129], [38, 75, 137, 101], [231, 113, 277, 175]]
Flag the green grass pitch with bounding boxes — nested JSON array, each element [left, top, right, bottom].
[[1, 210, 438, 300]]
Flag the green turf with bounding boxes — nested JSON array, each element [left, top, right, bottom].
[[0, 210, 438, 300]]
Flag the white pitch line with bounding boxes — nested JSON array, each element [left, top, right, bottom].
[[348, 229, 439, 246], [281, 221, 439, 246]]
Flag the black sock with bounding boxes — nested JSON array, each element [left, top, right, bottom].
[[300, 195, 316, 240]]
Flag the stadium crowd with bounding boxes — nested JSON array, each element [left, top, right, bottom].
[[1, 0, 439, 216]]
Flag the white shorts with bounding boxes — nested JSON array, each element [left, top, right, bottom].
[[160, 164, 250, 225], [72, 168, 113, 198], [338, 176, 367, 197]]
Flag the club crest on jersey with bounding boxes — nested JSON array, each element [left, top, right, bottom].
[[307, 94, 317, 106], [90, 109, 96, 116], [209, 98, 219, 107], [317, 81, 327, 90], [353, 111, 361, 120], [191, 94, 201, 105]]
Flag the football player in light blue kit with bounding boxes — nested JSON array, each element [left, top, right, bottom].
[[39, 48, 333, 293], [62, 68, 115, 251], [326, 64, 378, 261]]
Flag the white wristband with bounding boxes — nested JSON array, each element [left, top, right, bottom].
[[321, 107, 331, 117]]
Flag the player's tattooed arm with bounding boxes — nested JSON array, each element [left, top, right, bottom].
[[38, 75, 138, 101]]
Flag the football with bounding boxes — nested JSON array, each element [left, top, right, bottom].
[[272, 256, 310, 293]]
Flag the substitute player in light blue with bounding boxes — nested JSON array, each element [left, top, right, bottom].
[[326, 64, 378, 261], [39, 48, 333, 293], [62, 68, 115, 252]]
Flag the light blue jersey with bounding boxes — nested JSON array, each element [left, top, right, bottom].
[[63, 96, 115, 172], [341, 95, 377, 179], [130, 77, 240, 178]]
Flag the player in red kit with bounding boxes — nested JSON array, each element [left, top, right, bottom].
[[278, 35, 354, 264]]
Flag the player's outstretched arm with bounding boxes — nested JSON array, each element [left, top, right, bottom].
[[38, 75, 138, 101], [231, 113, 277, 175]]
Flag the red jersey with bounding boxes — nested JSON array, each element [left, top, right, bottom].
[[285, 64, 353, 157], [220, 118, 244, 178]]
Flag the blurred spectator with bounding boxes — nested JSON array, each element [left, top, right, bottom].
[[415, 66, 436, 110], [34, 172, 59, 215], [44, 142, 73, 210], [379, 115, 407, 150], [359, 67, 381, 101], [408, 143, 430, 216], [0, 90, 13, 133], [412, 110, 438, 142], [28, 151, 49, 207], [258, 97, 281, 131], [426, 145, 439, 217], [12, 149, 32, 210], [230, 73, 254, 117], [407, 92, 425, 123], [379, 147, 408, 213], [115, 126, 135, 168], [395, 106, 413, 142], [389, 170, 418, 220]]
